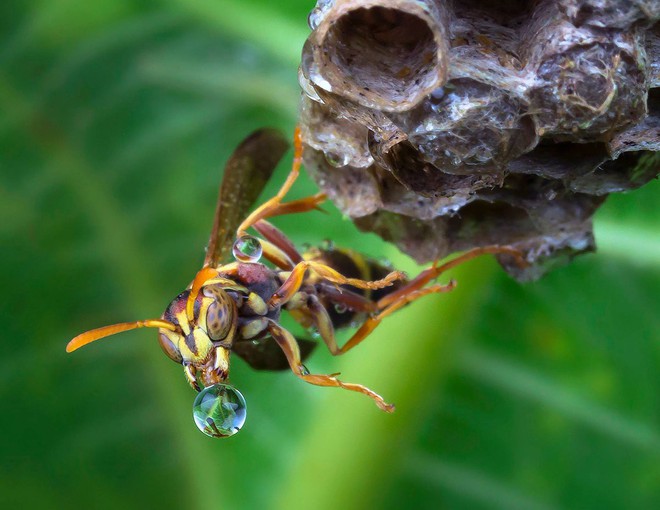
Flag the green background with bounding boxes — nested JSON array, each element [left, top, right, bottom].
[[1, 1, 658, 509]]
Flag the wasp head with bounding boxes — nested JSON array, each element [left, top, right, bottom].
[[159, 275, 246, 389], [67, 268, 247, 392]]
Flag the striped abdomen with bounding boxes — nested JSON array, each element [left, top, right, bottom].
[[302, 246, 406, 329]]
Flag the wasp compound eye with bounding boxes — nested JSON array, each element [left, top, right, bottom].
[[192, 383, 247, 438]]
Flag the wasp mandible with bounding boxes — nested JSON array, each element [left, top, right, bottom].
[[67, 127, 525, 437]]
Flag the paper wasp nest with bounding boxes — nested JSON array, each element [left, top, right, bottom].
[[299, 0, 660, 279]]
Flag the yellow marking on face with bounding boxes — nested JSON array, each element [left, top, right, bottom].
[[173, 305, 214, 363], [174, 310, 191, 336]]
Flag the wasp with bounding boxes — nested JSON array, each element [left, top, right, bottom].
[[67, 127, 524, 437]]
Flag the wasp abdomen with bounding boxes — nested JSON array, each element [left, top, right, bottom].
[[304, 247, 406, 329]]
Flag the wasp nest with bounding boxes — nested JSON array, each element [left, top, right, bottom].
[[299, 0, 660, 280]]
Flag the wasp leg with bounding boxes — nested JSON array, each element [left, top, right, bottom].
[[253, 219, 305, 271], [253, 220, 303, 265], [260, 239, 296, 270], [335, 245, 526, 353], [269, 261, 406, 308], [238, 194, 326, 238], [237, 127, 326, 236], [317, 283, 379, 314], [340, 282, 457, 354], [378, 245, 525, 310], [302, 294, 356, 356], [266, 319, 395, 412]]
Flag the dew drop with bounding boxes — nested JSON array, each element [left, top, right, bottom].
[[429, 86, 445, 103], [325, 151, 349, 168], [232, 235, 263, 263], [307, 0, 333, 30], [377, 256, 394, 269], [192, 383, 247, 438], [320, 239, 335, 251], [334, 303, 348, 314]]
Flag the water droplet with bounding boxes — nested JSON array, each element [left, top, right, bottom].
[[307, 0, 333, 30], [334, 303, 347, 314], [377, 257, 394, 269], [192, 383, 247, 438], [307, 10, 321, 30], [320, 239, 335, 251], [300, 364, 311, 376], [325, 151, 349, 168], [429, 87, 445, 103], [232, 235, 262, 263]]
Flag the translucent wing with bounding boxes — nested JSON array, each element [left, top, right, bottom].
[[204, 128, 289, 267]]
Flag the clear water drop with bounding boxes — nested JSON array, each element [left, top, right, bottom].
[[307, 0, 333, 30], [192, 383, 247, 438], [334, 303, 348, 314], [233, 235, 262, 263], [325, 151, 349, 168], [429, 87, 445, 103], [377, 256, 394, 269], [320, 239, 335, 251]]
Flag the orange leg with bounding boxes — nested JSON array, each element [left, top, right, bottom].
[[339, 282, 456, 354], [260, 239, 296, 271], [266, 319, 395, 412], [378, 246, 526, 309], [237, 126, 326, 237], [311, 245, 526, 355], [253, 220, 303, 265], [269, 261, 406, 308]]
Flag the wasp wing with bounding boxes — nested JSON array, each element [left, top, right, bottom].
[[204, 128, 289, 268], [232, 336, 317, 371]]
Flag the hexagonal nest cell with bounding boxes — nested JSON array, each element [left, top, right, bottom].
[[300, 0, 660, 280]]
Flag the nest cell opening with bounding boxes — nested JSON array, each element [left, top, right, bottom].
[[324, 6, 438, 107]]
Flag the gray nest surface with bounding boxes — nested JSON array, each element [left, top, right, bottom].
[[299, 0, 660, 280]]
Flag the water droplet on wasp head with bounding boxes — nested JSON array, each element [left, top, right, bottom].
[[192, 383, 247, 438], [233, 235, 262, 263]]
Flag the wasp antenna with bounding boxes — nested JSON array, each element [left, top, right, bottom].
[[66, 319, 177, 353], [187, 267, 220, 322]]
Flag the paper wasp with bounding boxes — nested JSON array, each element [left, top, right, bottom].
[[67, 127, 524, 437]]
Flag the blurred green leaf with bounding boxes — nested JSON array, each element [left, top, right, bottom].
[[1, 1, 658, 510]]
